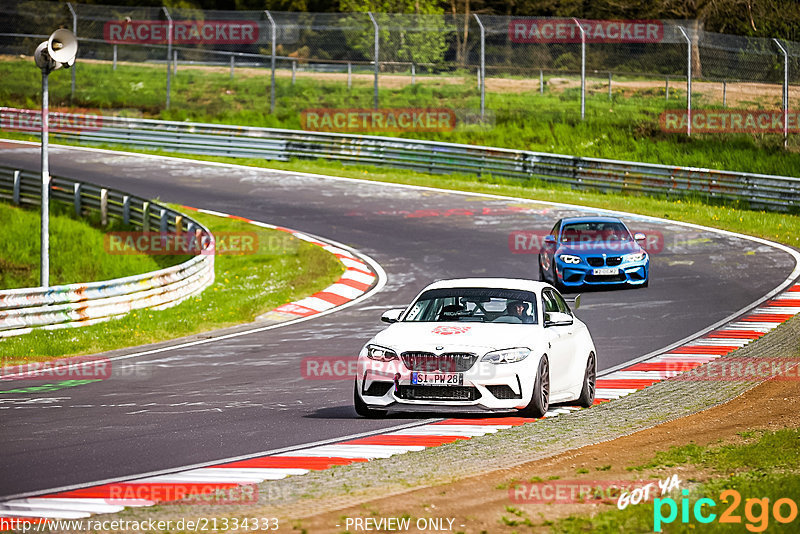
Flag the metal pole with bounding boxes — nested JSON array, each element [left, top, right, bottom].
[[573, 18, 585, 120], [368, 12, 379, 110], [230, 55, 234, 79], [113, 44, 117, 70], [474, 14, 485, 120], [347, 62, 352, 89], [477, 68, 480, 88], [608, 72, 612, 101], [40, 71, 50, 287], [162, 7, 172, 110], [665, 76, 669, 100], [265, 11, 276, 114], [67, 2, 76, 99], [773, 38, 789, 149], [677, 26, 692, 136], [540, 69, 544, 94], [411, 62, 415, 85], [722, 80, 727, 108], [173, 49, 177, 75], [292, 60, 296, 85]]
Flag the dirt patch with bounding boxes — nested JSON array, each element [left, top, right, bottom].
[[293, 377, 800, 533]]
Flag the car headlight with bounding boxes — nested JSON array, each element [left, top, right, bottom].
[[367, 345, 398, 361], [559, 254, 581, 264], [481, 348, 531, 364], [623, 252, 647, 263]]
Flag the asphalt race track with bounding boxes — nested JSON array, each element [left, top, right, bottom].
[[0, 142, 796, 498]]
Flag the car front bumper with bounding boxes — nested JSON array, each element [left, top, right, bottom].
[[555, 258, 649, 287]]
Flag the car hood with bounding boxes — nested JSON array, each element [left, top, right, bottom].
[[559, 241, 642, 255], [371, 322, 538, 354]]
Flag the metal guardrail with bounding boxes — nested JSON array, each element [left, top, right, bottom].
[[0, 164, 215, 337], [2, 107, 799, 210]]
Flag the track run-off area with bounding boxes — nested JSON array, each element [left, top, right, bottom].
[[0, 141, 798, 510]]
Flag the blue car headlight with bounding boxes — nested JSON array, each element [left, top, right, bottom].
[[623, 252, 647, 263], [559, 254, 581, 264]]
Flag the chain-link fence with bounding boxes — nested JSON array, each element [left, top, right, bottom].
[[1, 0, 799, 141]]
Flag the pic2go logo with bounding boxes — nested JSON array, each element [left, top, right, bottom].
[[654, 489, 799, 532]]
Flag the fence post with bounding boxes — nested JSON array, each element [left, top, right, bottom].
[[230, 55, 234, 79], [773, 38, 789, 149], [173, 50, 178, 75], [665, 76, 669, 100], [347, 62, 352, 89], [572, 18, 586, 120], [159, 208, 168, 234], [73, 182, 81, 216], [113, 44, 117, 70], [292, 59, 296, 85], [100, 188, 108, 226], [162, 7, 173, 110], [12, 170, 20, 205], [474, 14, 485, 120], [368, 12, 379, 110], [677, 26, 692, 136], [411, 62, 415, 85], [264, 11, 276, 114], [67, 2, 77, 99], [122, 195, 130, 225], [540, 69, 544, 94], [722, 80, 727, 107], [142, 201, 150, 231]]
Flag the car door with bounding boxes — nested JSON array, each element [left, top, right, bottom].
[[541, 288, 573, 394], [539, 220, 561, 278]]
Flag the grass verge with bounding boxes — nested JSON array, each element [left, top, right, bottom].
[[0, 200, 183, 289], [551, 427, 800, 533], [0, 205, 345, 362], [1, 57, 798, 175]]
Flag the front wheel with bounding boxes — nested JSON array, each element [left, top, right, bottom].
[[353, 381, 387, 418], [519, 357, 550, 418], [576, 352, 596, 408]]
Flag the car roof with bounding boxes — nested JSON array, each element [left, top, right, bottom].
[[559, 215, 624, 225], [421, 278, 549, 293]]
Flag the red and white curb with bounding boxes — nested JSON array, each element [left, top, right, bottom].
[[4, 284, 798, 527], [180, 207, 378, 322]]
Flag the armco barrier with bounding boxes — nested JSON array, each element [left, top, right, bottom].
[[0, 165, 215, 337], [2, 107, 799, 210]]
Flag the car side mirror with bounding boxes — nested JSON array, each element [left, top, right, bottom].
[[544, 311, 573, 327], [633, 232, 646, 241], [380, 309, 404, 324], [544, 235, 556, 246]]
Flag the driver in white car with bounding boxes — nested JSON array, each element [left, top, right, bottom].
[[506, 300, 534, 323]]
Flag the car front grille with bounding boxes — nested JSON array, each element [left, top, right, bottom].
[[606, 256, 622, 266], [401, 352, 479, 372], [396, 385, 480, 401], [586, 257, 604, 267], [585, 273, 627, 282]]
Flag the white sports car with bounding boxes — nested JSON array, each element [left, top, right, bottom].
[[354, 278, 597, 418]]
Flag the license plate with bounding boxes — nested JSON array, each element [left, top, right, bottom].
[[592, 267, 620, 276], [411, 372, 464, 386]]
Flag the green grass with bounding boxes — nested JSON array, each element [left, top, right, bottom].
[[0, 206, 344, 362], [0, 201, 183, 289], [1, 57, 798, 176], [551, 428, 800, 533]]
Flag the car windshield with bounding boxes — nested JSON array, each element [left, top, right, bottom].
[[560, 221, 632, 244], [402, 287, 538, 324]]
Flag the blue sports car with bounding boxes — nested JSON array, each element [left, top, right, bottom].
[[538, 216, 649, 290]]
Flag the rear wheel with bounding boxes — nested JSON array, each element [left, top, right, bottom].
[[353, 381, 387, 418], [576, 352, 596, 408], [520, 357, 550, 418]]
